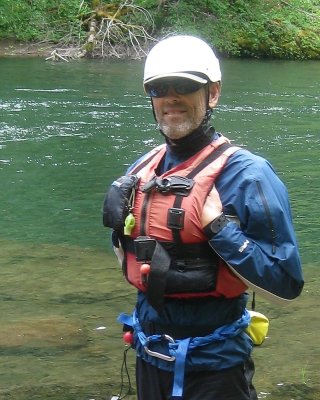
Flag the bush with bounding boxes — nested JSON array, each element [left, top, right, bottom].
[[0, 0, 85, 41], [0, 0, 319, 59], [132, 0, 320, 59]]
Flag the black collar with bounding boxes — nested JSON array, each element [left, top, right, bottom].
[[164, 123, 215, 158]]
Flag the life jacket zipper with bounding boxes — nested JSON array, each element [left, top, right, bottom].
[[256, 181, 276, 254]]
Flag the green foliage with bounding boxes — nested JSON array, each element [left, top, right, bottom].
[[132, 0, 320, 59], [222, 0, 320, 59], [0, 0, 319, 59], [0, 0, 87, 42]]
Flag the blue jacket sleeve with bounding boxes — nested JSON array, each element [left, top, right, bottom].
[[213, 150, 304, 303]]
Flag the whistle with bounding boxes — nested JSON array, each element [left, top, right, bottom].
[[124, 213, 135, 235]]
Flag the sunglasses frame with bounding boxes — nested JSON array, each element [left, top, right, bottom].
[[145, 79, 207, 98]]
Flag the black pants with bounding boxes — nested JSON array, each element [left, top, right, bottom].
[[136, 357, 258, 400]]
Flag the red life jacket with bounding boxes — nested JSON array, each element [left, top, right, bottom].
[[124, 136, 248, 299]]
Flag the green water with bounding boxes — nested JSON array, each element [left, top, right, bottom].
[[0, 57, 319, 399]]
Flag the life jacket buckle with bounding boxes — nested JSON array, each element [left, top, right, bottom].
[[143, 334, 176, 362], [142, 176, 194, 196], [156, 176, 194, 196], [167, 207, 185, 230]]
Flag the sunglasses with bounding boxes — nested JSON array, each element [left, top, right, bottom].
[[145, 79, 207, 98]]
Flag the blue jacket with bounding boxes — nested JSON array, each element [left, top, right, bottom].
[[125, 132, 303, 372]]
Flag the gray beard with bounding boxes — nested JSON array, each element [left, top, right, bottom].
[[159, 119, 201, 140]]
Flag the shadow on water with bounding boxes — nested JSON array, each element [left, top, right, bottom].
[[0, 239, 319, 400]]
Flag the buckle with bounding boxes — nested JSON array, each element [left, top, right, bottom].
[[167, 207, 185, 230], [142, 176, 194, 196], [144, 334, 176, 362], [157, 176, 194, 196]]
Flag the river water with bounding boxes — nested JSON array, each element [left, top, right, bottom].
[[0, 56, 319, 399]]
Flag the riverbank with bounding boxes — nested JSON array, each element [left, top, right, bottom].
[[0, 39, 55, 58], [0, 39, 145, 61]]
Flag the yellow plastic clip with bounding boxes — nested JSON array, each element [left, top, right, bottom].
[[124, 213, 135, 235]]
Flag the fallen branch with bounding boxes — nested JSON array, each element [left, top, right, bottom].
[[46, 0, 156, 62]]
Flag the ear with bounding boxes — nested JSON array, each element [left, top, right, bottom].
[[208, 82, 221, 109]]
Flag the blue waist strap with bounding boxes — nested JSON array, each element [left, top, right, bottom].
[[118, 309, 251, 398]]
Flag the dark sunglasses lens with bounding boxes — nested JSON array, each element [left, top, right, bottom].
[[146, 83, 169, 97], [174, 81, 203, 95], [146, 80, 204, 97]]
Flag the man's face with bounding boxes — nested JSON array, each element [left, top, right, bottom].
[[151, 80, 208, 140]]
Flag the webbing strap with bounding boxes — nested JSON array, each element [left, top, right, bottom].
[[170, 142, 233, 247], [171, 338, 191, 399], [187, 142, 233, 179], [129, 146, 164, 175], [118, 310, 251, 399], [146, 241, 171, 311]]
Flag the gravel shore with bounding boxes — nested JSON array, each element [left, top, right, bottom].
[[0, 39, 55, 57]]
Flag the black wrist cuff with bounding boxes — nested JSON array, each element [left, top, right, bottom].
[[203, 213, 230, 238], [112, 230, 120, 248]]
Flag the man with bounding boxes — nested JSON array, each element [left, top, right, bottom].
[[103, 35, 303, 400]]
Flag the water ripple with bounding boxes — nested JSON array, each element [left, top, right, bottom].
[[15, 88, 79, 93]]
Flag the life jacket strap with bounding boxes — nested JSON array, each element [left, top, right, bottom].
[[170, 141, 235, 247], [171, 337, 191, 399], [146, 240, 172, 311]]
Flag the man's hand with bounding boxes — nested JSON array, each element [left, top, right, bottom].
[[201, 185, 223, 227]]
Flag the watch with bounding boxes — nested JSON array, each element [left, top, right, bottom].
[[204, 213, 230, 237]]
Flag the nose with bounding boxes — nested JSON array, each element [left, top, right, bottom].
[[165, 86, 180, 98]]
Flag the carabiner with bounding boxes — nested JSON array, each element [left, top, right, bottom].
[[144, 334, 176, 362]]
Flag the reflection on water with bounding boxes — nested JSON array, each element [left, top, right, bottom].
[[0, 57, 319, 399], [0, 239, 136, 400], [0, 239, 319, 400]]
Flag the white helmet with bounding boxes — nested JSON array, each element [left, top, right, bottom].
[[143, 35, 221, 86]]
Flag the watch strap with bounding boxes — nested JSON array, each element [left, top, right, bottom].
[[203, 213, 230, 237]]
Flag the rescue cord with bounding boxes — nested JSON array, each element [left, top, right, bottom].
[[251, 291, 256, 311], [110, 346, 133, 400]]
